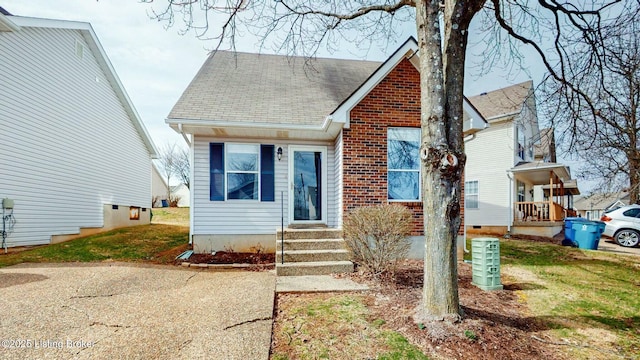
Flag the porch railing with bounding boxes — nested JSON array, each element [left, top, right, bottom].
[[514, 201, 566, 222]]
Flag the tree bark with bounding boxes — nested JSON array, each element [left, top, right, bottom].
[[415, 0, 483, 321]]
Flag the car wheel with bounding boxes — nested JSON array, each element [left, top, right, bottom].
[[614, 229, 640, 247]]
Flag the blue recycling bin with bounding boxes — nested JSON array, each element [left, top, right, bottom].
[[571, 221, 602, 250], [161, 199, 169, 207], [564, 217, 587, 245]]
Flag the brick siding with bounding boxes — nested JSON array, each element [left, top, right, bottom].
[[342, 58, 465, 236]]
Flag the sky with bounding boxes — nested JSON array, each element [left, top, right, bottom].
[[3, 1, 545, 150]]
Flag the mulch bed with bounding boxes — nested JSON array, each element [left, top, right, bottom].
[[348, 260, 568, 360], [186, 251, 275, 265]]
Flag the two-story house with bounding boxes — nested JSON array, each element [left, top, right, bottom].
[[0, 9, 157, 249], [465, 81, 579, 238]]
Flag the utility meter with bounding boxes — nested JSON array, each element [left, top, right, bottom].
[[2, 198, 14, 209]]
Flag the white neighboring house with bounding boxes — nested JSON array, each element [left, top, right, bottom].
[[152, 163, 169, 207], [0, 9, 158, 249], [465, 81, 579, 237], [151, 163, 190, 207]]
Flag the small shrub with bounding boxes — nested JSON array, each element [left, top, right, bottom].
[[169, 195, 181, 207], [151, 196, 162, 207], [343, 204, 413, 276]]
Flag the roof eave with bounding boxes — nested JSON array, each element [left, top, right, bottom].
[[0, 12, 20, 32], [9, 16, 159, 159], [167, 117, 343, 141]]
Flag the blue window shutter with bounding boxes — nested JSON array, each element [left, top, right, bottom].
[[210, 143, 224, 201], [260, 145, 275, 202]]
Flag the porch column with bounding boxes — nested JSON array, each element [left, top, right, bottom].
[[549, 171, 555, 220]]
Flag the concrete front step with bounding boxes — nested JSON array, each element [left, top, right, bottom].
[[276, 228, 343, 240], [276, 261, 354, 276], [276, 239, 347, 251], [276, 249, 350, 263]]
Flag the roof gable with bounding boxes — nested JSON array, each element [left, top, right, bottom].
[[6, 16, 158, 158], [331, 37, 419, 125], [468, 80, 533, 121]]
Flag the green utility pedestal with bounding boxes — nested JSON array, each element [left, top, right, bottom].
[[471, 238, 503, 291]]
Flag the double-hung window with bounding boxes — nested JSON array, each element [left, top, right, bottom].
[[387, 128, 420, 201], [465, 181, 479, 209], [226, 144, 259, 200], [209, 143, 274, 201]]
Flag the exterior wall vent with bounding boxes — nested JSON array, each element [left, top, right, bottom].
[[75, 40, 84, 60]]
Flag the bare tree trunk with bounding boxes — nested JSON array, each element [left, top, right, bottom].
[[416, 0, 459, 320], [415, 0, 481, 321], [629, 155, 640, 204]]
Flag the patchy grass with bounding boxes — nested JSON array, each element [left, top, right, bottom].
[[271, 293, 428, 360], [0, 224, 189, 268], [469, 238, 640, 359], [151, 207, 189, 226]]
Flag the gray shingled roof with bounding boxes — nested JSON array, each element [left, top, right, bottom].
[[574, 192, 630, 211], [168, 51, 381, 126], [468, 80, 533, 120]]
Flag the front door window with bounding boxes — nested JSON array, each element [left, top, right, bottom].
[[292, 150, 322, 221]]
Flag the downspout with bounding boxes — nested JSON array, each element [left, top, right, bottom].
[[178, 123, 191, 147], [506, 171, 514, 237], [462, 133, 477, 253], [178, 123, 194, 245]]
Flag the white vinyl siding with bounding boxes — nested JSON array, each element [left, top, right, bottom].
[[464, 120, 514, 226], [0, 26, 152, 247], [192, 136, 337, 235]]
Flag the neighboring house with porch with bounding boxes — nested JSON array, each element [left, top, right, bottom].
[[465, 81, 580, 237], [0, 10, 157, 249], [167, 37, 487, 274]]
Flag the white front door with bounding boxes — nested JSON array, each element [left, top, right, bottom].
[[288, 146, 327, 225]]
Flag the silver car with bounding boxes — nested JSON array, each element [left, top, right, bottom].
[[601, 204, 640, 247]]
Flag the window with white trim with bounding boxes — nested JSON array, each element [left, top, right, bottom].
[[465, 181, 479, 209], [209, 143, 274, 201], [226, 144, 259, 200], [387, 128, 420, 201]]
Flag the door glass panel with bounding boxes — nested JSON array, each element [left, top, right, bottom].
[[293, 151, 322, 221]]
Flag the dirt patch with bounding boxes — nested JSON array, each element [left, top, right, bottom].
[[346, 260, 568, 360], [186, 251, 275, 265]]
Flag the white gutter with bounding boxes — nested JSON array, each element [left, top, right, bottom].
[[167, 117, 334, 132], [485, 110, 521, 122]]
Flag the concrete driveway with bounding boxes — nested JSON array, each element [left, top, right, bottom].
[[0, 263, 275, 359], [599, 239, 640, 256]]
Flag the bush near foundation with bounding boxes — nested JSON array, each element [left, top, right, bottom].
[[343, 204, 412, 276]]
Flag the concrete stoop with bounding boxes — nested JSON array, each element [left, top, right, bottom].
[[275, 228, 354, 276]]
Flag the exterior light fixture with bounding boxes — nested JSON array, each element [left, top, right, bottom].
[[277, 147, 283, 161]]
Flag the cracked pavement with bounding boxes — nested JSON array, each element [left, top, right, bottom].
[[0, 263, 275, 359]]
